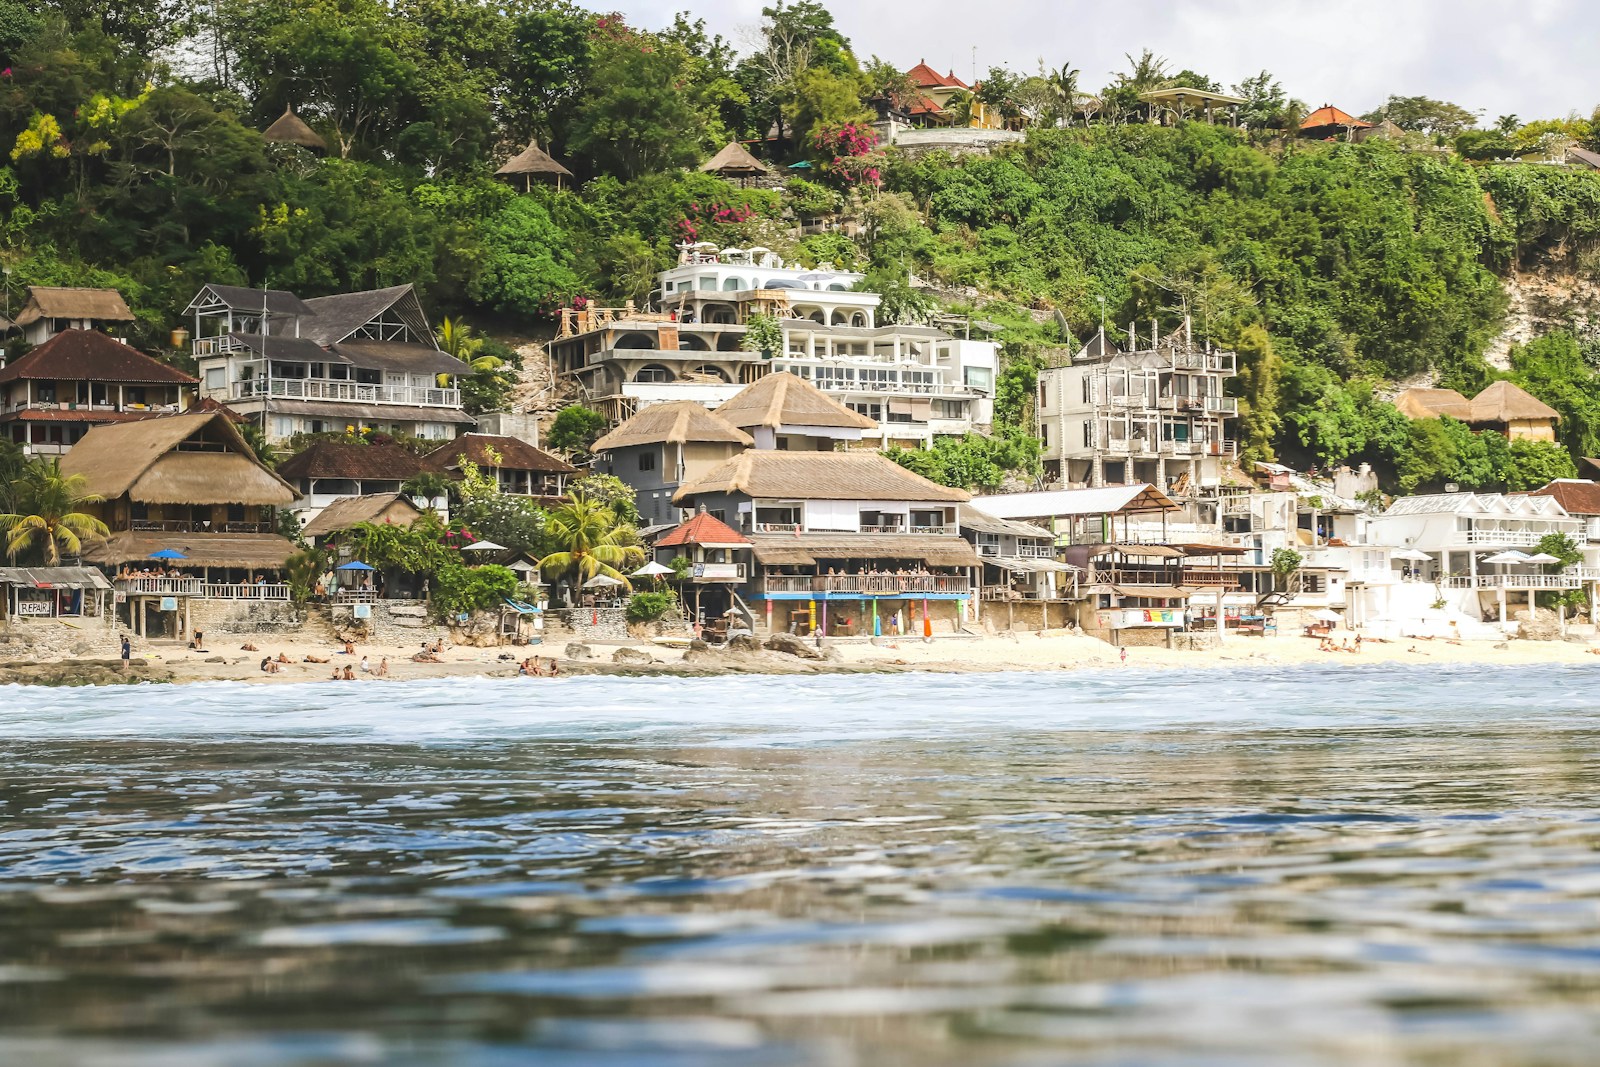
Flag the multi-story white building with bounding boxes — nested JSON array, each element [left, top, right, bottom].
[[183, 283, 476, 443], [548, 244, 998, 448], [1036, 329, 1238, 491]]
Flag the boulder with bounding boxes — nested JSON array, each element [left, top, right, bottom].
[[565, 642, 594, 659], [612, 647, 654, 665], [764, 632, 826, 660], [727, 634, 763, 653], [688, 639, 710, 652], [1514, 607, 1562, 642]]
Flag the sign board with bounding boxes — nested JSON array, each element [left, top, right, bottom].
[[353, 603, 372, 619], [695, 563, 742, 580], [160, 596, 178, 612], [16, 600, 51, 616], [1098, 608, 1184, 630]]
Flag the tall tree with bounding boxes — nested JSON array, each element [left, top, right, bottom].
[[567, 26, 707, 180], [1, 461, 109, 565]]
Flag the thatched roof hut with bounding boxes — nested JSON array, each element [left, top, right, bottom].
[[301, 493, 422, 539], [591, 401, 752, 452], [674, 450, 969, 505], [60, 412, 297, 506], [262, 107, 327, 153], [712, 371, 877, 434], [495, 139, 574, 191], [700, 141, 771, 181], [1469, 381, 1561, 426], [1393, 387, 1472, 421]]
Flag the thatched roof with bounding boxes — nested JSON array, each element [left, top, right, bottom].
[[60, 412, 297, 506], [495, 140, 574, 181], [263, 107, 327, 152], [701, 141, 770, 177], [301, 493, 422, 538], [277, 439, 428, 483], [1393, 387, 1472, 421], [14, 287, 134, 327], [591, 401, 752, 452], [712, 372, 877, 432], [1470, 380, 1560, 424], [0, 330, 195, 385], [85, 531, 297, 569], [674, 450, 969, 504]]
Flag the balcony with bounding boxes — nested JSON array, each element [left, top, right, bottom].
[[1460, 527, 1587, 547], [1171, 351, 1237, 373], [229, 378, 461, 409], [763, 574, 971, 596], [1442, 573, 1583, 590], [1098, 437, 1238, 459], [6, 400, 183, 416]]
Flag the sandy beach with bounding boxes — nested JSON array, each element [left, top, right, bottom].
[[16, 624, 1594, 686]]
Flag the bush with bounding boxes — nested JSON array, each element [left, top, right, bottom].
[[625, 589, 677, 623], [431, 563, 517, 617], [547, 405, 608, 456]]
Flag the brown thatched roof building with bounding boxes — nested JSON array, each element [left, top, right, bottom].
[[701, 140, 770, 180], [263, 107, 327, 153], [591, 400, 752, 452], [301, 492, 422, 539], [673, 449, 969, 505], [495, 139, 574, 191], [13, 286, 135, 345], [425, 431, 576, 496], [709, 371, 876, 448], [1468, 380, 1560, 441], [1393, 387, 1473, 421], [62, 412, 296, 507]]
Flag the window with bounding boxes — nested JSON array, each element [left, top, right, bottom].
[[1041, 424, 1050, 447], [204, 368, 225, 392], [848, 401, 882, 421], [934, 399, 965, 419], [638, 450, 657, 472], [964, 366, 993, 391], [1301, 572, 1327, 594], [1082, 421, 1093, 447]]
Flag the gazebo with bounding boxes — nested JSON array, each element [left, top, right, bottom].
[[1300, 105, 1373, 141], [262, 107, 327, 153], [700, 141, 771, 185], [495, 139, 575, 192]]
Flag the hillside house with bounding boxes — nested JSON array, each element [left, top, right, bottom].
[[276, 438, 436, 524], [9, 287, 136, 346], [424, 432, 576, 499], [591, 401, 754, 528]]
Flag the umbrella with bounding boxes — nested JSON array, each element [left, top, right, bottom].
[[1479, 551, 1530, 565], [1523, 552, 1562, 564], [1310, 609, 1343, 623], [148, 549, 187, 560], [1391, 548, 1431, 562], [460, 540, 507, 552], [631, 561, 673, 577], [583, 574, 624, 588], [335, 561, 375, 572]]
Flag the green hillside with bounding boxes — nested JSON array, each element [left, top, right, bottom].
[[6, 0, 1600, 492]]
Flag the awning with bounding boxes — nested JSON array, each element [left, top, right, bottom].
[[84, 531, 296, 569], [1112, 585, 1196, 600], [0, 567, 112, 590], [993, 557, 1077, 574], [1178, 543, 1249, 556], [1095, 543, 1185, 559], [750, 533, 981, 568]]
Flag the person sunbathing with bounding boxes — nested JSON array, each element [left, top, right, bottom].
[[304, 654, 330, 664], [375, 657, 389, 677], [276, 652, 291, 664], [412, 650, 441, 663], [241, 643, 259, 652]]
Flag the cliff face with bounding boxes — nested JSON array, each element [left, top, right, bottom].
[[1486, 270, 1600, 368]]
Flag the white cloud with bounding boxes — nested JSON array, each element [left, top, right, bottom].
[[609, 0, 1596, 121]]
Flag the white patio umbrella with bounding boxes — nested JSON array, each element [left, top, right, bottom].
[[1479, 550, 1530, 565], [1391, 548, 1432, 562], [461, 540, 508, 552], [1523, 553, 1563, 565], [583, 574, 625, 588], [631, 561, 673, 577], [1310, 608, 1343, 623]]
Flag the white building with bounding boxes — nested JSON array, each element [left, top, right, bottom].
[[548, 244, 998, 448]]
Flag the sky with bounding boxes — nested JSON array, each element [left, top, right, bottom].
[[609, 0, 1594, 123]]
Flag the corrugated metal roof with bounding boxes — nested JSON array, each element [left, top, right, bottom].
[[0, 567, 112, 589]]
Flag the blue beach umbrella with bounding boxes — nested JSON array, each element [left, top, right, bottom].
[[335, 561, 376, 571], [148, 549, 187, 560]]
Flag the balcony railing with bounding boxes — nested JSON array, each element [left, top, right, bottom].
[[750, 522, 957, 536], [116, 578, 290, 600], [129, 520, 273, 534], [6, 400, 182, 415], [1171, 351, 1237, 373], [1097, 437, 1238, 459], [1460, 528, 1588, 547], [1442, 573, 1583, 590], [333, 589, 378, 603], [763, 574, 971, 595], [1184, 567, 1244, 589], [229, 378, 461, 408]]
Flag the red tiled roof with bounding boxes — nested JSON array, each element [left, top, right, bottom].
[[0, 330, 196, 385], [908, 92, 944, 116], [655, 511, 751, 548], [905, 61, 967, 90], [1530, 480, 1600, 516], [1300, 105, 1373, 131], [425, 432, 577, 475], [276, 438, 429, 482]]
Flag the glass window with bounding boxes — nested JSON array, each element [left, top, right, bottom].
[[638, 450, 657, 472]]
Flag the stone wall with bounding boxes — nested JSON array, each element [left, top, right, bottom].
[[0, 616, 123, 660], [555, 605, 631, 642], [976, 600, 1078, 632], [187, 598, 304, 636]]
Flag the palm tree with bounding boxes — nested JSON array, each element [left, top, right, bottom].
[[538, 494, 645, 594], [437, 317, 502, 373], [402, 470, 453, 511], [1049, 63, 1080, 128], [1, 461, 110, 565]]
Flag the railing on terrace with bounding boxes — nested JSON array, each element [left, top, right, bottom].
[[116, 578, 290, 600], [1184, 568, 1244, 589], [193, 336, 247, 357], [1096, 436, 1238, 458], [232, 379, 461, 408], [128, 520, 273, 534], [6, 401, 182, 415], [1442, 573, 1583, 590], [749, 522, 955, 535], [1088, 567, 1184, 587], [763, 574, 971, 595], [1171, 351, 1237, 373], [1461, 528, 1588, 547], [333, 589, 378, 603]]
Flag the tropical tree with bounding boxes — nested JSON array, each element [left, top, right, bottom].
[[538, 494, 645, 592], [401, 470, 453, 509], [1, 462, 110, 565]]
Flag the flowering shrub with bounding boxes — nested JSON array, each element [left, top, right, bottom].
[[811, 122, 883, 189], [675, 200, 756, 242]]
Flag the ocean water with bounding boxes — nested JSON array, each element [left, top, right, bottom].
[[1, 665, 1599, 1066]]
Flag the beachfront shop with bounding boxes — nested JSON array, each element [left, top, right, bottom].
[[747, 535, 979, 636], [0, 567, 114, 623]]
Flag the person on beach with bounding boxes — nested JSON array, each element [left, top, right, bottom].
[[120, 635, 131, 666], [375, 657, 389, 677], [548, 658, 559, 676], [1119, 646, 1127, 665], [304, 654, 329, 664], [341, 664, 355, 680], [359, 655, 370, 673], [330, 667, 342, 680], [342, 640, 355, 656]]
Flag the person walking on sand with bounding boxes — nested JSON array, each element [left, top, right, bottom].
[[1119, 646, 1127, 666]]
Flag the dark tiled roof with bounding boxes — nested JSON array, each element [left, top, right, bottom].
[[301, 285, 418, 345], [0, 330, 196, 384], [426, 432, 576, 475], [276, 439, 430, 482], [1530, 480, 1600, 516], [194, 285, 314, 317]]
